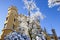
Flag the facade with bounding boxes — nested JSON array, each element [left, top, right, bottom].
[[0, 6, 59, 40]]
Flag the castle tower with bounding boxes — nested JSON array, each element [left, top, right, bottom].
[[52, 29, 58, 40], [1, 6, 19, 40]]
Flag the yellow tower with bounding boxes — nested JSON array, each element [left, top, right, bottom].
[[0, 6, 19, 40]]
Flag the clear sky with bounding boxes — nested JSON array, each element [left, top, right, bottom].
[[0, 0, 60, 37]]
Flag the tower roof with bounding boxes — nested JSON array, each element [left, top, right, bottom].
[[8, 6, 17, 12]]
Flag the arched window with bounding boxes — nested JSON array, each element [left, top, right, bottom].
[[6, 17, 8, 21], [4, 23, 7, 28]]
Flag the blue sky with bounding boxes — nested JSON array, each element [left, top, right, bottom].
[[0, 0, 60, 37]]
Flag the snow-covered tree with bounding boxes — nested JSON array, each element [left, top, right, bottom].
[[4, 32, 30, 40], [48, 0, 60, 11]]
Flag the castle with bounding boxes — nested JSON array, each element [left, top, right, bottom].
[[0, 6, 60, 40]]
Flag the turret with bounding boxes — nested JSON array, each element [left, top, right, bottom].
[[1, 6, 19, 40], [52, 29, 58, 40]]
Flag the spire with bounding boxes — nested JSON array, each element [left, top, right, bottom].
[[44, 27, 47, 33]]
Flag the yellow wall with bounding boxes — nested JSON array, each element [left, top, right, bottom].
[[0, 6, 19, 40]]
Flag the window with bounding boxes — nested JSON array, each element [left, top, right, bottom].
[[27, 21, 29, 25], [12, 24, 15, 29], [19, 21, 22, 23], [6, 17, 8, 21], [14, 18, 16, 22], [19, 28, 21, 31], [4, 23, 7, 28]]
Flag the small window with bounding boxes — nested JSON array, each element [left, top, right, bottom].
[[19, 28, 21, 31], [23, 29, 25, 31], [4, 23, 7, 28], [27, 21, 29, 24], [14, 18, 16, 22], [12, 24, 15, 29], [6, 17, 8, 21], [19, 21, 22, 23]]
